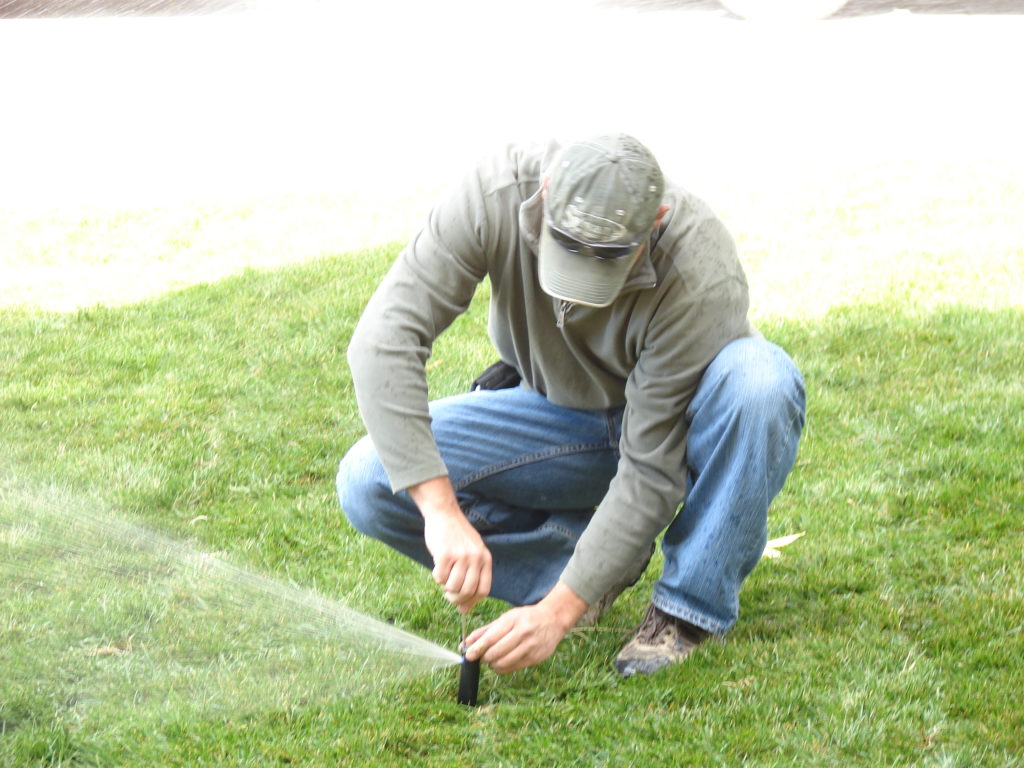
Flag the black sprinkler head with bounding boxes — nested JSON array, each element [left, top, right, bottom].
[[457, 655, 480, 706]]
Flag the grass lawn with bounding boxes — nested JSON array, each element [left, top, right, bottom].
[[1, 161, 1022, 766]]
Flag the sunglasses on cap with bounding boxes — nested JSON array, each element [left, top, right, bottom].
[[547, 223, 642, 261]]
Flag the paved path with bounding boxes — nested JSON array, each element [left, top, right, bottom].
[[1, 0, 1021, 208], [2, 0, 1020, 312], [2, 0, 1023, 17]]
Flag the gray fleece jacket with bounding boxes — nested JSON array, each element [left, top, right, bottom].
[[347, 140, 755, 606]]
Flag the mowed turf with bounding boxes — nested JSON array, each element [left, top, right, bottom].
[[1, 238, 1022, 765]]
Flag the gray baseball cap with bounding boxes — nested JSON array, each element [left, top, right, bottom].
[[539, 134, 664, 308]]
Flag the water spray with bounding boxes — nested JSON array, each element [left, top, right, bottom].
[[0, 477, 463, 728]]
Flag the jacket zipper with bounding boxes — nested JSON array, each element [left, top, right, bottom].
[[556, 300, 574, 329]]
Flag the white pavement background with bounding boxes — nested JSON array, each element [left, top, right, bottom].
[[1, 0, 1022, 311]]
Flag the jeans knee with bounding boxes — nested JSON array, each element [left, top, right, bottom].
[[336, 436, 389, 537], [713, 338, 805, 428]]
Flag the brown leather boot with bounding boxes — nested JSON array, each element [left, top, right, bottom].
[[614, 604, 711, 677]]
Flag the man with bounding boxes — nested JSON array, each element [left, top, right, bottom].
[[338, 134, 805, 677]]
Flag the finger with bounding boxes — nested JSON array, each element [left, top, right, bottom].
[[463, 614, 513, 662], [443, 560, 467, 596], [431, 555, 453, 587], [470, 613, 532, 670], [489, 644, 533, 674], [447, 592, 479, 613], [442, 589, 478, 615], [448, 548, 493, 606], [478, 559, 493, 602], [480, 627, 526, 671], [487, 622, 555, 674], [464, 624, 488, 647], [457, 562, 481, 602], [463, 625, 497, 661], [462, 634, 488, 663]]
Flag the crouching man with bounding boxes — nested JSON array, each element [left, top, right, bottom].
[[337, 134, 805, 677]]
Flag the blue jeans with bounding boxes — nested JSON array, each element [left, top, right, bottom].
[[337, 337, 805, 634]]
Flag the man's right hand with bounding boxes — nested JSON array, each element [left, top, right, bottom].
[[409, 476, 492, 613]]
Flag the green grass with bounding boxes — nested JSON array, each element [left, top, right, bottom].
[[2, 237, 1023, 765]]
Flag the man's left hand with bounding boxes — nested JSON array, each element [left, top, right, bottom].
[[462, 580, 587, 673]]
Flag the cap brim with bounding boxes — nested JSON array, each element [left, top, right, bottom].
[[538, 227, 635, 308]]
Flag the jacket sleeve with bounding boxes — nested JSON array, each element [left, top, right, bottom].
[[346, 170, 491, 492], [559, 218, 753, 605]]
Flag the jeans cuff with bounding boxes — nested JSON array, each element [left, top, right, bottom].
[[651, 587, 730, 635]]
